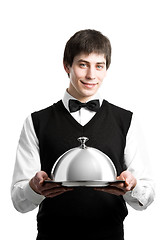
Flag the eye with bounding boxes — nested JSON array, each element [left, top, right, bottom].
[[96, 65, 104, 70], [79, 63, 87, 68]]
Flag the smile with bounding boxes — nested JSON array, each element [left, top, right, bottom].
[[80, 80, 98, 88]]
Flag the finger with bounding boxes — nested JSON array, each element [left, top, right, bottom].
[[109, 182, 125, 190], [42, 186, 73, 195], [94, 186, 126, 196], [43, 182, 62, 189], [44, 188, 65, 197], [125, 179, 136, 191], [118, 172, 132, 187], [39, 182, 63, 195], [43, 187, 73, 198], [41, 187, 63, 197]]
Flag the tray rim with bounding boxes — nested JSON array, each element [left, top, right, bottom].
[[44, 179, 125, 187]]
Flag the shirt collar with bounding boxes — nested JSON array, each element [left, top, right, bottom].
[[62, 90, 103, 112]]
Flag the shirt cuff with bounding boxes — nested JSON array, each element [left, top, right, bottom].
[[130, 181, 148, 206], [24, 182, 45, 205]]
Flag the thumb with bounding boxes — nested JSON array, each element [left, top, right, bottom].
[[36, 171, 49, 184], [117, 174, 125, 181], [117, 171, 129, 186]]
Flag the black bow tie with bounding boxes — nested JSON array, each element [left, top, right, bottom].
[[69, 99, 100, 113]]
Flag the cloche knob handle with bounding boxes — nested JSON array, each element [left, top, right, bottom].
[[78, 137, 89, 149]]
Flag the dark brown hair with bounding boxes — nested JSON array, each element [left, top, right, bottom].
[[63, 29, 111, 69]]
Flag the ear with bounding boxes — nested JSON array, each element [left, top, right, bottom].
[[63, 62, 70, 74]]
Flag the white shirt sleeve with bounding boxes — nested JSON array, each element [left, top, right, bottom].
[[11, 115, 45, 213], [123, 114, 155, 210]]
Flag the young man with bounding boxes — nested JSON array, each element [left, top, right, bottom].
[[11, 30, 155, 240]]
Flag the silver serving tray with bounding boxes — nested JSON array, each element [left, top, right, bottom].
[[44, 180, 125, 187]]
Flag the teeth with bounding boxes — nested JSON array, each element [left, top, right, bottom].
[[81, 81, 97, 85], [85, 83, 95, 85], [80, 81, 97, 89]]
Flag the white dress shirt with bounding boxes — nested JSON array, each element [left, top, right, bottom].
[[11, 91, 155, 213]]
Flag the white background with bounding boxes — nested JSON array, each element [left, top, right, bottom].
[[0, 0, 160, 239]]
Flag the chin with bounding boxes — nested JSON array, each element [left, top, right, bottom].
[[80, 90, 97, 100], [83, 88, 98, 96]]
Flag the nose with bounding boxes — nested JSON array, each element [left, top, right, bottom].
[[86, 67, 96, 80]]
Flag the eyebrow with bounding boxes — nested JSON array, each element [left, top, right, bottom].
[[78, 59, 106, 65]]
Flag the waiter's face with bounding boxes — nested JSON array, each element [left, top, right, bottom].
[[65, 52, 107, 102]]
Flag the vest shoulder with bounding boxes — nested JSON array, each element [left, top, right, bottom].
[[103, 100, 133, 134], [108, 101, 132, 116], [31, 100, 62, 118], [103, 100, 132, 115], [31, 101, 62, 138]]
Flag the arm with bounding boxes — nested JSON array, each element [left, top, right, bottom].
[[11, 115, 73, 213], [11, 115, 45, 213], [123, 114, 155, 210]]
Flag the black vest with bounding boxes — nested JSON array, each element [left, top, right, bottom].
[[32, 100, 132, 239]]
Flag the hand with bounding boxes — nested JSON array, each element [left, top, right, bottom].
[[94, 170, 137, 196], [29, 171, 73, 198]]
